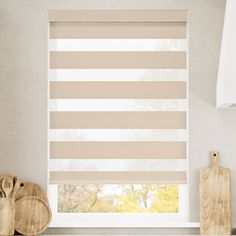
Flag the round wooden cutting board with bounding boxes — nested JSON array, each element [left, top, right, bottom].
[[15, 196, 51, 235], [15, 181, 48, 203]]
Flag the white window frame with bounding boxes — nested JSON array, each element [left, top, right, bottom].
[[47, 184, 188, 227], [47, 14, 190, 228]]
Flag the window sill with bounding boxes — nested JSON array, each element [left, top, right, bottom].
[[49, 221, 200, 228]]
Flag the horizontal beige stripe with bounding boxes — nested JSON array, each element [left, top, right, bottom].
[[50, 112, 186, 129], [50, 82, 186, 99], [50, 52, 186, 69], [49, 10, 188, 22], [50, 22, 186, 39], [49, 171, 187, 184], [50, 141, 186, 159]]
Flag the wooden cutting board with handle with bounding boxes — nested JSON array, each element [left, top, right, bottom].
[[200, 151, 231, 235]]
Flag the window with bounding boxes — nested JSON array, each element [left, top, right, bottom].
[[48, 10, 188, 227]]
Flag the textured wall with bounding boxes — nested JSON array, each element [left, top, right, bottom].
[[1, 0, 235, 234]]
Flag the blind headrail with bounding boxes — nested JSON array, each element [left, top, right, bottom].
[[49, 10, 188, 22]]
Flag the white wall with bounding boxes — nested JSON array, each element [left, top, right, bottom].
[[1, 0, 236, 234]]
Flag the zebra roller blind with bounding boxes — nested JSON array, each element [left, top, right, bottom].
[[48, 10, 188, 185]]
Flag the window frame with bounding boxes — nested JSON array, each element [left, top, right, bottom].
[[47, 184, 188, 227], [47, 11, 190, 227]]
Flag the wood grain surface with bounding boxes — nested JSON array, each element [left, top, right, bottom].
[[0, 198, 15, 235], [15, 196, 51, 235], [1, 177, 13, 198], [0, 177, 51, 235], [200, 151, 231, 235], [15, 181, 48, 203]]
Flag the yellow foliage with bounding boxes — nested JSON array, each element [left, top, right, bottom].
[[150, 185, 179, 213], [58, 184, 179, 213]]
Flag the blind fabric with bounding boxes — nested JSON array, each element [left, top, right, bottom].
[[50, 51, 186, 69], [49, 10, 188, 184], [50, 112, 186, 129], [49, 171, 187, 184], [50, 81, 186, 99], [50, 141, 186, 159], [50, 22, 187, 39]]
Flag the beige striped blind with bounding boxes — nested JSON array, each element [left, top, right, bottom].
[[48, 10, 188, 185]]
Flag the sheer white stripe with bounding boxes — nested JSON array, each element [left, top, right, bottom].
[[49, 39, 187, 51], [49, 99, 187, 112], [49, 69, 187, 81], [49, 159, 187, 172], [49, 129, 187, 141]]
